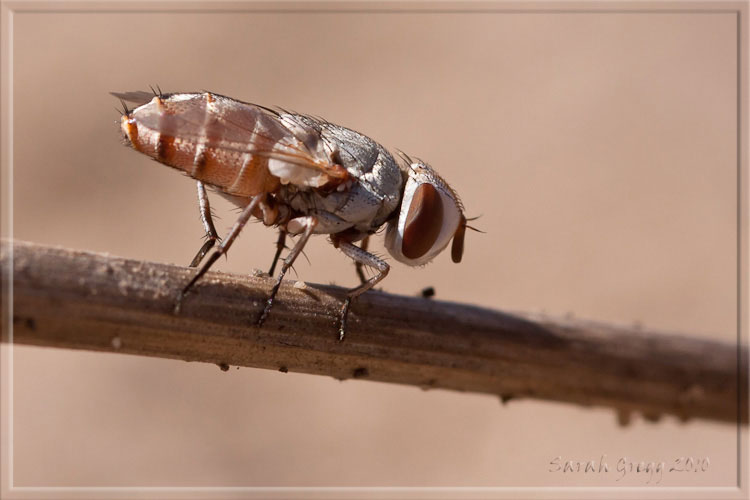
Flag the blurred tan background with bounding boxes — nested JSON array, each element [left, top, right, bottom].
[[6, 5, 740, 489]]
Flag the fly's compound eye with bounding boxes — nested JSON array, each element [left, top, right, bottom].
[[385, 165, 465, 267], [401, 183, 444, 259]]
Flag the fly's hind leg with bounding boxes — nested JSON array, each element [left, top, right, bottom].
[[354, 235, 370, 285], [174, 194, 264, 314], [258, 216, 318, 327], [336, 241, 389, 341], [189, 181, 220, 268]]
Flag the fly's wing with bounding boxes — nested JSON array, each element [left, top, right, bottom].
[[116, 91, 349, 197]]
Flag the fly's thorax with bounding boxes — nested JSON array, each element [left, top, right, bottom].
[[318, 123, 404, 228], [272, 122, 404, 235], [384, 161, 466, 266]]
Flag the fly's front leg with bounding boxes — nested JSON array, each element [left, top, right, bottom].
[[258, 216, 318, 327], [354, 235, 370, 285], [268, 230, 287, 276], [337, 241, 389, 341], [189, 181, 220, 268], [174, 194, 264, 314]]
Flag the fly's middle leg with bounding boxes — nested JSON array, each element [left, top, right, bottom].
[[337, 241, 390, 341], [258, 216, 318, 327], [189, 181, 220, 268], [354, 235, 370, 285], [174, 193, 264, 314]]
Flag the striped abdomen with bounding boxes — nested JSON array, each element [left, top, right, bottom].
[[120, 92, 286, 197]]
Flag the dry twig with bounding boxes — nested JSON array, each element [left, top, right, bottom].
[[2, 240, 746, 424]]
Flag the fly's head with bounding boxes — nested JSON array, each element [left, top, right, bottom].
[[384, 160, 467, 267]]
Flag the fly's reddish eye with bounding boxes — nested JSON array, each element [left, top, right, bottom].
[[401, 183, 444, 259]]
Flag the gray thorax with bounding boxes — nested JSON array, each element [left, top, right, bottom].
[[278, 116, 404, 237]]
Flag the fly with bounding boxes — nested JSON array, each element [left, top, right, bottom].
[[112, 90, 471, 340]]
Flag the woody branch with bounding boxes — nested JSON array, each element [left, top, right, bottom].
[[2, 240, 746, 425]]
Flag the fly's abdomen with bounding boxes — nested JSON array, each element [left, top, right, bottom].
[[120, 93, 281, 197]]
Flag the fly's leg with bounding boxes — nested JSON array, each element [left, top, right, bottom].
[[189, 181, 220, 268], [354, 235, 370, 285], [268, 230, 287, 276], [337, 241, 390, 341], [258, 216, 318, 327], [174, 194, 264, 314]]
